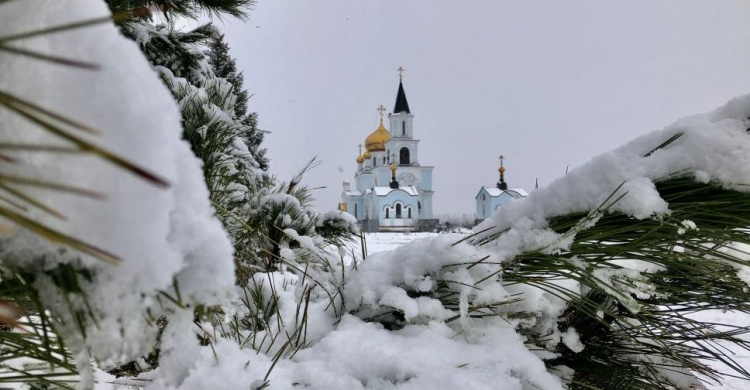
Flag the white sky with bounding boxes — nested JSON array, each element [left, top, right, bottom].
[[218, 0, 750, 216]]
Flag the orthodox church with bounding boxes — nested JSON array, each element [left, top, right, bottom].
[[340, 70, 437, 232], [475, 156, 528, 223]]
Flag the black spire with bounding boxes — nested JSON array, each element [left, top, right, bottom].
[[393, 81, 411, 114]]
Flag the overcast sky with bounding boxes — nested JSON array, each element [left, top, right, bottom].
[[217, 0, 750, 216]]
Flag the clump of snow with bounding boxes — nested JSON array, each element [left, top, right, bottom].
[[0, 0, 234, 386], [158, 315, 562, 390], [561, 327, 584, 353], [317, 209, 360, 233]]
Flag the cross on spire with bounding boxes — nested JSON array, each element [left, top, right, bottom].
[[377, 105, 386, 121], [397, 66, 405, 81]]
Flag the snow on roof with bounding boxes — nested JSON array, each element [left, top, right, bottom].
[[373, 185, 419, 197], [479, 187, 528, 198], [345, 190, 362, 196]]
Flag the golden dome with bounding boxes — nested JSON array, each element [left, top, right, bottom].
[[363, 150, 372, 159], [498, 165, 505, 174], [365, 119, 390, 152]]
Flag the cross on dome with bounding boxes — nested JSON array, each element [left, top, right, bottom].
[[497, 154, 508, 190]]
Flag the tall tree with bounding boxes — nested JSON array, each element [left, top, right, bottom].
[[207, 33, 268, 170]]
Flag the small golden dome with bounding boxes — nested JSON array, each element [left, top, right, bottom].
[[499, 165, 505, 174], [365, 119, 390, 152], [356, 154, 364, 163], [363, 150, 372, 159], [391, 162, 397, 173]]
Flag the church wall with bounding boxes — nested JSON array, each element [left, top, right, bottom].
[[374, 166, 391, 186], [418, 168, 433, 190], [493, 193, 516, 211], [357, 171, 375, 191], [365, 150, 388, 169], [390, 166, 433, 191], [474, 190, 521, 220], [353, 197, 365, 220], [423, 192, 434, 219], [385, 139, 420, 166], [475, 188, 489, 219]]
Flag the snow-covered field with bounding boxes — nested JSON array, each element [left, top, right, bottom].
[[347, 232, 439, 260]]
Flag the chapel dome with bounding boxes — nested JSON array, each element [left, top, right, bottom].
[[364, 120, 390, 152]]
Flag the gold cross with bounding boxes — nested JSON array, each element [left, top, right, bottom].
[[377, 105, 386, 119], [397, 66, 405, 80]]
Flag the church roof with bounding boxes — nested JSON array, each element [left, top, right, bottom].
[[373, 185, 419, 197], [393, 81, 411, 114], [478, 187, 528, 198]]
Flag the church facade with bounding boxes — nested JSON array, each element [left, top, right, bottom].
[[340, 72, 437, 232]]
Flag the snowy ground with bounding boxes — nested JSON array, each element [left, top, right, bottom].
[[347, 232, 439, 260]]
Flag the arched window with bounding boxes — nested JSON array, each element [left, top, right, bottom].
[[396, 203, 402, 218], [354, 203, 358, 218], [383, 157, 386, 165], [407, 207, 412, 219], [402, 121, 405, 135], [385, 208, 389, 219], [399, 147, 410, 165]]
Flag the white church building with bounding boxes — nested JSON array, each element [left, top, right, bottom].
[[340, 71, 437, 232], [475, 157, 528, 222]]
